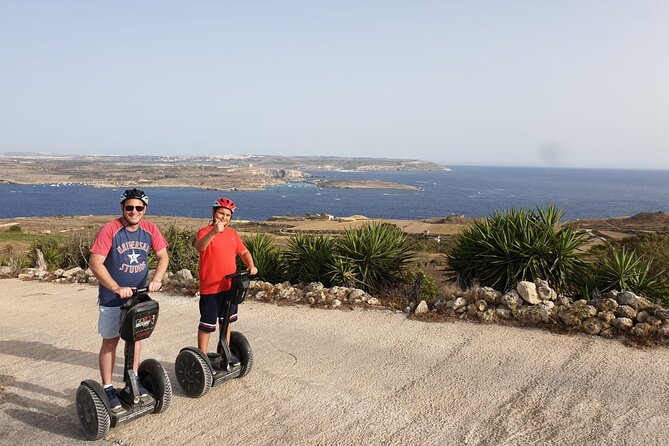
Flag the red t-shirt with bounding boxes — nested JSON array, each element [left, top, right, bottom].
[[197, 225, 247, 294]]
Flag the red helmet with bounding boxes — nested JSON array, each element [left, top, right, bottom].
[[213, 197, 235, 213]]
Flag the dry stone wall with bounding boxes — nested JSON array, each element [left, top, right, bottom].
[[6, 265, 669, 343]]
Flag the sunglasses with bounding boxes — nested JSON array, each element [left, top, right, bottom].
[[124, 205, 145, 212]]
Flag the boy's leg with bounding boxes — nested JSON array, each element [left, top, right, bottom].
[[219, 300, 239, 345], [198, 293, 218, 352], [198, 330, 211, 352]]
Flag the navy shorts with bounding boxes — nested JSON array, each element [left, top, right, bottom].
[[198, 291, 238, 332]]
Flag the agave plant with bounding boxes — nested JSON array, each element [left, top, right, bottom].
[[241, 233, 285, 284], [283, 233, 336, 286], [447, 204, 589, 292], [596, 246, 669, 303], [334, 222, 415, 293]]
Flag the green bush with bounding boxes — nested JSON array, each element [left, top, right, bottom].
[[7, 225, 21, 233], [163, 225, 199, 273], [447, 205, 589, 293], [335, 222, 415, 293], [242, 233, 285, 284], [62, 234, 94, 269], [284, 233, 336, 286], [28, 233, 94, 270], [403, 269, 441, 302], [0, 245, 30, 269]]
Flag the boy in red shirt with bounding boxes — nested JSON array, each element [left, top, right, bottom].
[[195, 197, 257, 353]]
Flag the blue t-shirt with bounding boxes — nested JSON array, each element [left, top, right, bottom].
[[90, 218, 168, 307]]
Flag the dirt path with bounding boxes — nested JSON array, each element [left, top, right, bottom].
[[1, 279, 668, 445]]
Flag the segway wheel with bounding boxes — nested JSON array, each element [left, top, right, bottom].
[[76, 383, 110, 440], [138, 358, 173, 413], [230, 331, 254, 378], [175, 349, 212, 398]]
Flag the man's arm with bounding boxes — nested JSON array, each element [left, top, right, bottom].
[[149, 248, 169, 292], [89, 253, 133, 298]]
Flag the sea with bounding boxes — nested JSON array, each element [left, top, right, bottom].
[[1, 166, 667, 221]]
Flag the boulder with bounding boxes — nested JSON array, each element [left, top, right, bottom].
[[582, 317, 604, 335], [517, 281, 541, 305], [593, 298, 618, 312], [478, 287, 502, 304], [612, 317, 634, 331], [616, 291, 653, 311], [631, 322, 655, 337], [501, 291, 523, 310], [598, 311, 616, 324], [535, 279, 557, 301], [615, 305, 637, 319]]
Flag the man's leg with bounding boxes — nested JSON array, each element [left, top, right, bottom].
[[132, 340, 141, 371], [99, 337, 120, 385]]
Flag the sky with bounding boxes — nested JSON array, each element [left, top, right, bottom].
[[1, 1, 668, 169]]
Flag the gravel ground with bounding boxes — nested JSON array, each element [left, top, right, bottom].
[[1, 279, 668, 446]]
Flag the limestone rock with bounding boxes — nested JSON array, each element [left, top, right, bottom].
[[501, 291, 523, 310], [414, 300, 429, 314], [612, 317, 634, 331], [593, 298, 618, 312], [582, 317, 604, 335], [517, 281, 541, 305], [478, 287, 502, 304], [615, 305, 637, 319], [535, 279, 557, 301]]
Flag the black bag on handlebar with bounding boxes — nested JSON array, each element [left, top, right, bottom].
[[119, 294, 159, 342], [229, 275, 251, 305]]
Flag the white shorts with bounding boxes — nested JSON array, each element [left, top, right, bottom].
[[98, 306, 122, 339]]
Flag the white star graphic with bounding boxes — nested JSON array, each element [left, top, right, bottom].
[[127, 250, 140, 264]]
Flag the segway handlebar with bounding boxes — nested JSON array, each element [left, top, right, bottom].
[[225, 269, 250, 280]]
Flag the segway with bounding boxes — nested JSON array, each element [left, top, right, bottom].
[[75, 288, 172, 440], [175, 269, 253, 397]]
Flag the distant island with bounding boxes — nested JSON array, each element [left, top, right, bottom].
[[0, 153, 448, 191]]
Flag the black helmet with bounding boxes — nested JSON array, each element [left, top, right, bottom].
[[120, 188, 149, 206]]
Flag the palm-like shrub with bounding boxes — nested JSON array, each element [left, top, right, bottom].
[[595, 246, 669, 304], [284, 233, 336, 286], [334, 222, 415, 293], [242, 233, 285, 284], [447, 205, 589, 292]]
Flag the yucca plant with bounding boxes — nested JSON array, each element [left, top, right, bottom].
[[283, 233, 336, 286], [334, 222, 415, 293], [447, 205, 589, 292], [595, 246, 669, 304], [242, 233, 285, 284], [325, 254, 358, 288]]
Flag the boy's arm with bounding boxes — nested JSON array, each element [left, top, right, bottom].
[[149, 248, 169, 292], [195, 226, 218, 252], [239, 250, 258, 276]]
